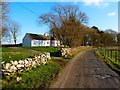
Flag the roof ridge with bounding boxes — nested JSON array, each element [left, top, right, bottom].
[[26, 33, 56, 40], [27, 33, 50, 36]]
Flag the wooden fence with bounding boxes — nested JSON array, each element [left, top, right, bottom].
[[98, 47, 120, 63]]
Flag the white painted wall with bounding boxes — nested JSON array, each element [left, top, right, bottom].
[[42, 40, 51, 46], [51, 40, 60, 47], [31, 40, 51, 46], [31, 40, 39, 46], [55, 40, 60, 46], [22, 34, 31, 46], [22, 34, 60, 47]]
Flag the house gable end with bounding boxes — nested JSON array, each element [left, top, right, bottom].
[[22, 33, 32, 46]]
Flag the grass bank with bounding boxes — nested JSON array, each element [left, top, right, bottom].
[[2, 56, 70, 89], [95, 48, 120, 73], [2, 61, 61, 89], [2, 47, 61, 63]]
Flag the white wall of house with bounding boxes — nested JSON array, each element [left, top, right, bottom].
[[51, 40, 60, 47], [31, 40, 51, 46], [22, 34, 61, 47], [43, 40, 51, 46], [31, 40, 39, 46], [22, 34, 31, 46]]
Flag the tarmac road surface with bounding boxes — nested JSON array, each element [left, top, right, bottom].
[[50, 50, 120, 88]]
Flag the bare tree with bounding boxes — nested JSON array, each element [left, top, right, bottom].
[[0, 2, 9, 20], [0, 2, 9, 45], [6, 20, 21, 44], [39, 4, 88, 47]]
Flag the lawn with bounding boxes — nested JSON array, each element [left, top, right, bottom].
[[2, 47, 34, 63], [2, 46, 61, 63], [23, 46, 61, 57], [23, 46, 60, 53]]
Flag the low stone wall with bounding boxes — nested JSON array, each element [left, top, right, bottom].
[[2, 52, 51, 76], [60, 46, 92, 57]]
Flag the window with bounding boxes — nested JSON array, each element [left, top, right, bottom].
[[40, 41, 43, 44], [33, 40, 38, 45], [47, 42, 49, 44], [51, 41, 54, 44]]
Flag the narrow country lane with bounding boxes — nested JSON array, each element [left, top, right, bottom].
[[50, 50, 120, 88]]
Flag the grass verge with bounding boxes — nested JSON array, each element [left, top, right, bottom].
[[95, 50, 120, 74], [2, 61, 60, 89]]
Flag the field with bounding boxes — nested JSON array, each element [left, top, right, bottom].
[[23, 46, 61, 57], [2, 47, 60, 63], [96, 47, 120, 73], [2, 47, 34, 63], [23, 46, 60, 53], [1, 46, 69, 89]]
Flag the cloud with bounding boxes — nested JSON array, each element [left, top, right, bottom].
[[74, 0, 78, 4], [83, 0, 109, 7], [108, 12, 116, 16], [83, 0, 100, 6]]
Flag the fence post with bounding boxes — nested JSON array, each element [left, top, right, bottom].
[[118, 50, 120, 64], [115, 51, 117, 62], [106, 49, 108, 57], [108, 50, 110, 57], [110, 50, 112, 60], [117, 50, 119, 64], [105, 49, 106, 56]]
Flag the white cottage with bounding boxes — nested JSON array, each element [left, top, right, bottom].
[[22, 33, 60, 47]]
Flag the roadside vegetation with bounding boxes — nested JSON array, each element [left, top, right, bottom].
[[74, 46, 93, 55], [95, 47, 120, 73], [2, 61, 61, 89]]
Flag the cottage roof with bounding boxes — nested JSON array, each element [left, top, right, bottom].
[[26, 33, 56, 40]]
